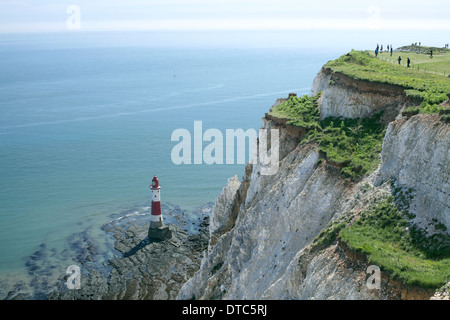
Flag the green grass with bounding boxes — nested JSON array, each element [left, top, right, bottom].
[[416, 60, 450, 76], [378, 46, 450, 76], [312, 218, 347, 250], [306, 114, 386, 179], [326, 50, 450, 92], [325, 50, 450, 113], [339, 196, 450, 288], [269, 93, 321, 129], [270, 94, 386, 179]]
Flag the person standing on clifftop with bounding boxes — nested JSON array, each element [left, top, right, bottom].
[[398, 56, 402, 65], [390, 46, 393, 56], [407, 57, 411, 68], [430, 49, 433, 58]]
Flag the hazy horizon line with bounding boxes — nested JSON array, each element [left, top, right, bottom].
[[1, 17, 450, 34]]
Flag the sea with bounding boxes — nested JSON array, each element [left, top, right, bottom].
[[0, 31, 342, 297]]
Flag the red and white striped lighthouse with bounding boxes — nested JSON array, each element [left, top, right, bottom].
[[150, 176, 163, 228], [148, 176, 172, 240]]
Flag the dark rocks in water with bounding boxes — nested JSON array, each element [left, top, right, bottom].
[[45, 205, 210, 300], [4, 280, 31, 300], [1, 203, 211, 300]]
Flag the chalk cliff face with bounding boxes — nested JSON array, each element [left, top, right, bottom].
[[177, 67, 449, 300], [376, 115, 450, 230], [311, 67, 414, 124]]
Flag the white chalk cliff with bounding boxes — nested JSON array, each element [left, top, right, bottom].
[[177, 66, 449, 300]]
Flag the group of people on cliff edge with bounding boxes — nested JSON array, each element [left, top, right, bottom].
[[375, 44, 393, 57]]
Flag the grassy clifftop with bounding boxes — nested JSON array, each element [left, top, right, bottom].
[[395, 45, 450, 75], [324, 50, 450, 113], [269, 49, 450, 180]]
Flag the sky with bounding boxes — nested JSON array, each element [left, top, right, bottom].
[[0, 0, 449, 48]]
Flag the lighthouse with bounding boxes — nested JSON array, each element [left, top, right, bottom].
[[148, 176, 172, 240], [150, 176, 163, 228]]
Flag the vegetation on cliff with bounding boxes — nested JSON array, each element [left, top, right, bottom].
[[270, 49, 449, 180], [339, 194, 450, 288], [270, 94, 386, 179], [269, 93, 321, 129], [306, 114, 385, 179], [393, 45, 450, 76], [325, 50, 450, 115], [311, 185, 450, 289]]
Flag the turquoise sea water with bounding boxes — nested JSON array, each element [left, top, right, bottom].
[[0, 32, 341, 288]]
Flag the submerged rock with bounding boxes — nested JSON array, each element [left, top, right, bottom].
[[46, 207, 210, 300], [2, 203, 211, 300]]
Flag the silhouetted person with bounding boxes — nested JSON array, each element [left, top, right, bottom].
[[375, 48, 378, 57], [390, 46, 393, 56], [407, 58, 411, 68], [430, 49, 433, 58], [398, 56, 402, 65]]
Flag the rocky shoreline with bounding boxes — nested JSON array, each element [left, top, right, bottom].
[[3, 203, 211, 300]]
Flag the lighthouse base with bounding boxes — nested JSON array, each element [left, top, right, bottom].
[[148, 225, 172, 241]]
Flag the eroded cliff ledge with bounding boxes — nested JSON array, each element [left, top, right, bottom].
[[311, 67, 416, 124]]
